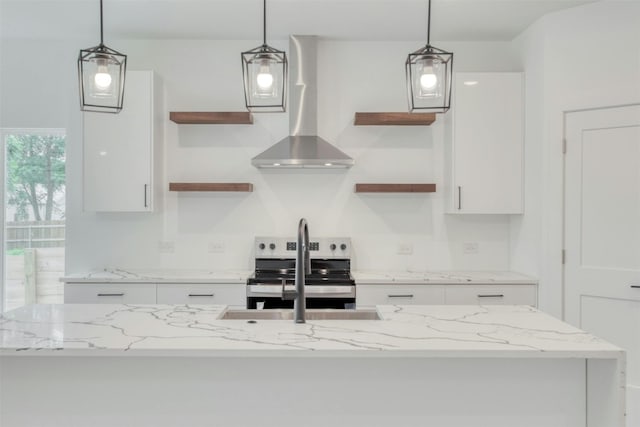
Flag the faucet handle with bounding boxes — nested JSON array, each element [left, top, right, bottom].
[[281, 278, 297, 301]]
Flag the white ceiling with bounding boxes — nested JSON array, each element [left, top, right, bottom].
[[1, 0, 600, 41]]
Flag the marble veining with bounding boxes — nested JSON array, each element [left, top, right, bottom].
[[61, 269, 536, 285], [0, 304, 620, 358], [60, 268, 252, 283]]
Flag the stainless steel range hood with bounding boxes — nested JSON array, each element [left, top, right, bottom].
[[252, 36, 354, 169]]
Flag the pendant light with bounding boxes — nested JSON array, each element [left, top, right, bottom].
[[406, 0, 453, 113], [241, 0, 287, 112], [78, 0, 127, 113]]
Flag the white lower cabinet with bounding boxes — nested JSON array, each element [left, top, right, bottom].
[[444, 284, 537, 306], [356, 284, 537, 307], [64, 283, 156, 304], [65, 282, 246, 306], [357, 285, 446, 307], [156, 284, 245, 307]]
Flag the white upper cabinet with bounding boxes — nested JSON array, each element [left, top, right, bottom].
[[446, 72, 524, 214], [83, 71, 163, 212]]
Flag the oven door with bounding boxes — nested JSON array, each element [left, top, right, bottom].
[[246, 285, 356, 309]]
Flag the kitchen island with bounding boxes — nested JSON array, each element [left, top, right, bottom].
[[0, 304, 624, 427]]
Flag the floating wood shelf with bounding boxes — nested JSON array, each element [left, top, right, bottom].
[[355, 183, 436, 193], [169, 112, 253, 125], [354, 112, 436, 126], [169, 183, 254, 192]]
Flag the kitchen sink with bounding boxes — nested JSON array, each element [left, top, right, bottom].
[[219, 309, 381, 321]]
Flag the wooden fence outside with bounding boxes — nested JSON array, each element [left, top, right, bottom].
[[5, 248, 64, 311], [5, 220, 65, 250]]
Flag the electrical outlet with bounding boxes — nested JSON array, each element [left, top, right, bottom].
[[158, 241, 175, 253], [397, 243, 413, 255], [208, 241, 225, 253], [463, 242, 479, 254]]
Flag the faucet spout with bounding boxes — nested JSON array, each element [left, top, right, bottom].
[[294, 218, 310, 323]]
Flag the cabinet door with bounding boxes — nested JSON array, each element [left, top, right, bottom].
[[445, 284, 537, 306], [357, 285, 445, 307], [64, 283, 156, 303], [156, 284, 245, 307], [451, 72, 523, 214], [83, 71, 154, 212]]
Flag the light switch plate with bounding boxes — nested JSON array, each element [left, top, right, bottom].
[[158, 241, 175, 253], [463, 242, 479, 254], [208, 241, 225, 253], [397, 243, 413, 255]]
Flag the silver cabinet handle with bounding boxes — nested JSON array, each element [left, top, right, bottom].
[[478, 294, 504, 298], [457, 186, 462, 210], [388, 294, 414, 298], [97, 293, 125, 297], [144, 184, 148, 208], [631, 285, 640, 289], [188, 294, 215, 297]]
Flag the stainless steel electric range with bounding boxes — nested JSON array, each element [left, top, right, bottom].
[[246, 237, 356, 309]]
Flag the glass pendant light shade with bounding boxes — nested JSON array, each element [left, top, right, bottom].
[[78, 46, 127, 112], [406, 45, 453, 112], [78, 0, 127, 113], [241, 0, 287, 112], [406, 0, 453, 113], [242, 46, 287, 112]]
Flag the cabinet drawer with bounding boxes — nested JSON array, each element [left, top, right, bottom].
[[357, 285, 445, 307], [64, 283, 156, 304], [445, 285, 537, 306], [156, 284, 245, 306]]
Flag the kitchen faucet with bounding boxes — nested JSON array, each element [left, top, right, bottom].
[[282, 218, 311, 323]]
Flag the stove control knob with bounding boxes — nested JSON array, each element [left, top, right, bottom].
[[258, 243, 266, 250], [330, 244, 337, 251], [340, 243, 347, 251], [269, 243, 276, 250]]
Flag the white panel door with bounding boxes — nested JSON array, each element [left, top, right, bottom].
[[83, 71, 152, 212], [356, 285, 445, 307], [444, 284, 537, 306], [451, 72, 523, 213], [156, 284, 245, 306], [64, 283, 156, 303], [564, 104, 640, 423]]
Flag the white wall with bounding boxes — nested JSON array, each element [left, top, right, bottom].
[[511, 1, 640, 316], [0, 24, 520, 273]]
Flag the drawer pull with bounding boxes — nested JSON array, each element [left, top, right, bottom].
[[388, 294, 414, 298], [97, 293, 125, 297], [631, 285, 640, 289], [188, 294, 215, 297], [477, 294, 504, 298]]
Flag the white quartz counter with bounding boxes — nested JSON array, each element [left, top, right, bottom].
[[60, 269, 536, 285], [0, 304, 619, 358], [60, 268, 252, 284], [352, 270, 537, 284]]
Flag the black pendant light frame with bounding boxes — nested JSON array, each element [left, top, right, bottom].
[[78, 0, 127, 113], [406, 0, 453, 113], [241, 0, 288, 112]]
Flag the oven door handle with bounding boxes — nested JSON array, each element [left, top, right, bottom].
[[247, 285, 355, 298]]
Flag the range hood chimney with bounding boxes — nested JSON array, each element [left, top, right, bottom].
[[251, 35, 354, 169]]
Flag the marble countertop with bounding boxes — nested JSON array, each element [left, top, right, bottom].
[[61, 269, 536, 285], [352, 270, 537, 284], [0, 304, 620, 358], [60, 268, 252, 284]]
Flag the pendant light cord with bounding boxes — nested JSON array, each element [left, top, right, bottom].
[[99, 0, 104, 46], [426, 0, 431, 46], [262, 0, 267, 46]]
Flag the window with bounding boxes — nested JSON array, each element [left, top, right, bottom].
[[1, 129, 66, 312]]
